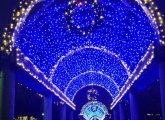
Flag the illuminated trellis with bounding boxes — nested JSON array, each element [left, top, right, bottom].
[[64, 71, 120, 100], [50, 47, 129, 96], [0, 0, 164, 109]]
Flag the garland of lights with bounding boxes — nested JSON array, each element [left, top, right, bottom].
[[16, 48, 76, 109], [141, 0, 165, 45], [65, 0, 104, 35], [111, 44, 155, 109], [49, 46, 130, 81], [65, 72, 120, 100], [0, 0, 164, 110]]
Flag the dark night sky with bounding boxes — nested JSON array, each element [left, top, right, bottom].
[[0, 0, 20, 44]]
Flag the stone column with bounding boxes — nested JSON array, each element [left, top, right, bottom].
[[61, 104, 66, 120], [129, 89, 140, 120], [119, 101, 126, 120], [44, 92, 52, 120]]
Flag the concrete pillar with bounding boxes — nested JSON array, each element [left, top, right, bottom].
[[129, 89, 140, 120], [44, 92, 52, 120], [159, 61, 165, 120], [113, 105, 120, 120], [61, 104, 66, 120], [119, 101, 126, 120]]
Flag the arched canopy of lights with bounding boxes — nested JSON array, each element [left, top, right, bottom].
[[1, 0, 164, 109]]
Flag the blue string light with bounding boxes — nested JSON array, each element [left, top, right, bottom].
[[14, 0, 159, 101], [65, 0, 104, 35], [64, 71, 120, 100]]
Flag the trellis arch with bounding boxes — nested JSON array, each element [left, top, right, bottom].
[[64, 71, 120, 100], [1, 0, 162, 109]]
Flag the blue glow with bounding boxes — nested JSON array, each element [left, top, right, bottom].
[[73, 4, 95, 28], [80, 101, 109, 120], [14, 0, 159, 100], [65, 71, 120, 100]]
